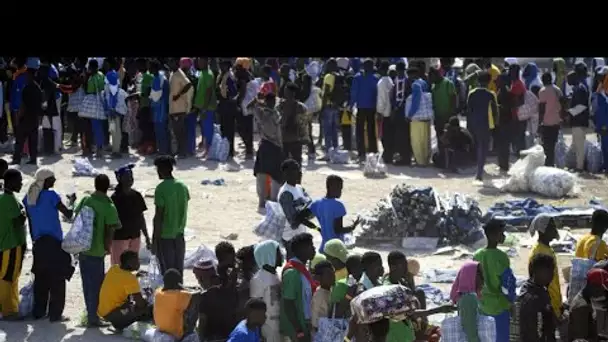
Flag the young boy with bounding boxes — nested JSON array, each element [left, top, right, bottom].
[[510, 253, 556, 342], [473, 218, 515, 342], [98, 251, 151, 330], [310, 175, 360, 253], [360, 252, 384, 290], [153, 155, 190, 282], [575, 209, 608, 261], [528, 213, 562, 319], [228, 298, 267, 342], [330, 254, 364, 318], [311, 260, 336, 335]]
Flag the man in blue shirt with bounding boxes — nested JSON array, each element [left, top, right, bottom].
[[350, 59, 379, 162], [227, 298, 266, 342], [310, 175, 360, 253]]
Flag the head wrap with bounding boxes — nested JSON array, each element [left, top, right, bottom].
[[450, 261, 480, 303], [235, 57, 251, 70], [26, 168, 55, 206], [194, 257, 217, 271], [180, 57, 193, 70], [587, 268, 608, 291], [336, 57, 350, 71], [253, 240, 281, 269], [529, 213, 557, 237]]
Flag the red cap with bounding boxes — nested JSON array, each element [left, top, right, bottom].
[[587, 268, 608, 291]]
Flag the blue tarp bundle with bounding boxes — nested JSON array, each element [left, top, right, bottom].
[[485, 198, 604, 228]]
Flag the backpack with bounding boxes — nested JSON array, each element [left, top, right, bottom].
[[330, 72, 348, 106]]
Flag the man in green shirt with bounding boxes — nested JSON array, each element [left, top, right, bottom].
[[428, 66, 457, 147], [194, 57, 217, 155], [0, 169, 26, 319], [280, 233, 316, 342], [153, 155, 190, 283], [74, 173, 121, 327]]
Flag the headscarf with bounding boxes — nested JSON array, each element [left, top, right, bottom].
[[324, 239, 348, 263], [450, 260, 480, 303], [114, 163, 135, 183], [529, 213, 557, 237], [464, 63, 481, 80], [553, 58, 567, 94], [305, 61, 320, 84], [253, 240, 280, 269], [106, 70, 119, 109], [587, 268, 608, 291], [336, 57, 350, 71], [523, 63, 540, 90], [504, 57, 519, 66], [26, 57, 40, 70], [235, 57, 251, 71], [179, 57, 193, 70], [26, 167, 55, 206]]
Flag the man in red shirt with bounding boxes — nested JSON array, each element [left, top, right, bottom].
[[509, 64, 527, 156]]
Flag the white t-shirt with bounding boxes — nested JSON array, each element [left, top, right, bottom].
[[278, 183, 308, 241], [250, 269, 281, 342]]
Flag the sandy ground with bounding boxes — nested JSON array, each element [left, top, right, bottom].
[[0, 125, 606, 341]]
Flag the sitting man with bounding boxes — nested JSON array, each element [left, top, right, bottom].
[[154, 269, 201, 341], [433, 116, 473, 172], [98, 251, 152, 330]]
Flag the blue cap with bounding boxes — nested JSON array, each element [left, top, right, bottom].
[[106, 70, 119, 86]]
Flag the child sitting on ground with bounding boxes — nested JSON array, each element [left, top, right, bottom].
[[433, 116, 473, 172]]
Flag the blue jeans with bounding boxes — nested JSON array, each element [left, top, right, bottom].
[[322, 107, 339, 151], [199, 110, 215, 147], [186, 112, 197, 154], [154, 121, 169, 154], [79, 254, 105, 324], [91, 119, 105, 149], [491, 310, 510, 342], [602, 134, 608, 172]]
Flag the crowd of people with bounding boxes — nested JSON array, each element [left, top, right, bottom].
[[1, 56, 607, 183]]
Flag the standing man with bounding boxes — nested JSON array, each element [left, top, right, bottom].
[[567, 71, 591, 172], [377, 61, 395, 164], [193, 57, 217, 156], [74, 174, 121, 327], [538, 72, 564, 167], [320, 59, 342, 156], [466, 72, 498, 182], [217, 60, 240, 159], [428, 66, 457, 148], [104, 71, 128, 158], [11, 58, 42, 165], [168, 58, 193, 158], [149, 60, 170, 155], [350, 59, 379, 162], [509, 64, 527, 156], [9, 58, 28, 148], [153, 155, 189, 283], [277, 83, 308, 167], [391, 61, 412, 165]]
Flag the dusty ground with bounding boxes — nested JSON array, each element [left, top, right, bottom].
[[0, 126, 606, 341]]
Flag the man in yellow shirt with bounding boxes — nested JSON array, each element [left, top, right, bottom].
[[575, 209, 608, 261], [481, 58, 502, 93], [528, 213, 562, 318], [98, 251, 151, 330]]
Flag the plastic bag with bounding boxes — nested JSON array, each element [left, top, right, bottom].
[[499, 145, 546, 193], [328, 148, 349, 164], [528, 166, 577, 198], [554, 132, 567, 169], [253, 201, 286, 241], [122, 322, 156, 340], [143, 328, 199, 342], [140, 256, 164, 305], [18, 280, 34, 317], [585, 140, 603, 174], [304, 86, 322, 114], [241, 78, 261, 115], [363, 153, 387, 178], [565, 145, 577, 170], [139, 245, 152, 264], [569, 257, 597, 302], [208, 124, 230, 162], [62, 206, 95, 254], [441, 315, 496, 342], [184, 245, 217, 269], [72, 157, 100, 177]]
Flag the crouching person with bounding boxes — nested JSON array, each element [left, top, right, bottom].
[[432, 116, 473, 172], [97, 251, 152, 331], [154, 269, 200, 341]]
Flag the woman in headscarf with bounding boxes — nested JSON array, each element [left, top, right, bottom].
[[595, 73, 608, 172], [23, 167, 75, 321], [250, 240, 283, 342], [552, 58, 568, 95], [522, 62, 542, 92], [450, 261, 483, 342], [149, 59, 170, 154], [104, 70, 129, 158], [110, 164, 150, 265]]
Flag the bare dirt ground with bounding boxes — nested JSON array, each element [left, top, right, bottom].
[[0, 126, 606, 341]]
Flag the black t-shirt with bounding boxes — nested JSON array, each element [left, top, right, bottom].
[[111, 189, 147, 240], [21, 81, 43, 125], [199, 286, 238, 340]]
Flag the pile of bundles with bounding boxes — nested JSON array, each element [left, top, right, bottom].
[[357, 184, 485, 247], [555, 132, 604, 173]]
